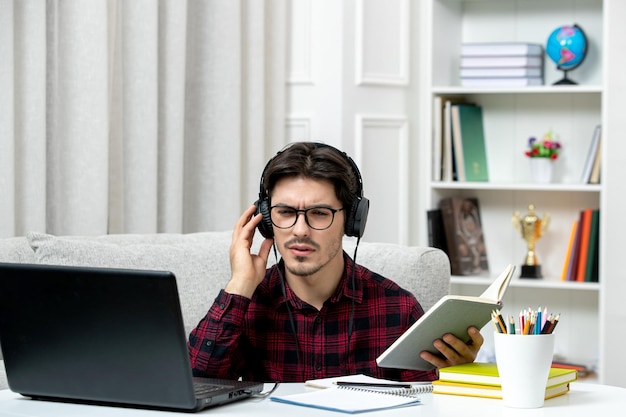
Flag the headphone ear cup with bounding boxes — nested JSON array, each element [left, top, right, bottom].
[[255, 199, 274, 239], [345, 197, 369, 238]]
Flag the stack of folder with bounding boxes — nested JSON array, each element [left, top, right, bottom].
[[433, 362, 577, 400], [460, 42, 544, 87]]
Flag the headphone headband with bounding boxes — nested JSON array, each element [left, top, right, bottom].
[[254, 142, 369, 238]]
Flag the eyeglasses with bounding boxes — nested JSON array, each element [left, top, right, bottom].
[[270, 205, 345, 231]]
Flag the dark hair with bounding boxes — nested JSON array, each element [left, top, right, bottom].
[[262, 142, 361, 210]]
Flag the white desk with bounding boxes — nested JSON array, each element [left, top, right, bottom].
[[0, 382, 625, 416]]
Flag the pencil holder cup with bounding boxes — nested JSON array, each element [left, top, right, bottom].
[[493, 332, 555, 408]]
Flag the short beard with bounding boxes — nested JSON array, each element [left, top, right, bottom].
[[284, 236, 343, 278]]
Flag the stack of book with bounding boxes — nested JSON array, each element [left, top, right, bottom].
[[460, 42, 544, 87], [561, 208, 600, 282], [431, 97, 489, 182], [433, 362, 577, 400], [552, 360, 595, 379]]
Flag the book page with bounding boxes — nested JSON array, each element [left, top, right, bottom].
[[479, 264, 515, 301], [377, 297, 500, 371]]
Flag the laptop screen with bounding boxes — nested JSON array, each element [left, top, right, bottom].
[[0, 262, 262, 411]]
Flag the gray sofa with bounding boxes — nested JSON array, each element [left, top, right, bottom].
[[0, 231, 450, 391]]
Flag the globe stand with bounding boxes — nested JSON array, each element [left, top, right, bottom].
[[553, 69, 577, 85], [547, 24, 587, 87]]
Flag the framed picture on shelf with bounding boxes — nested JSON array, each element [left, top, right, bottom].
[[438, 197, 489, 276]]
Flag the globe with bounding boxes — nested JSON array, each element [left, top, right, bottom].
[[546, 24, 588, 85]]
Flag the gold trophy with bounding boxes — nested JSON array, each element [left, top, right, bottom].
[[512, 204, 550, 278]]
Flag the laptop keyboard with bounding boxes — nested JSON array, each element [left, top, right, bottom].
[[194, 383, 223, 397]]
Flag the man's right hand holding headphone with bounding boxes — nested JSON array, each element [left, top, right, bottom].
[[225, 204, 274, 299]]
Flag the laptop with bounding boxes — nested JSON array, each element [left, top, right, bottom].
[[0, 262, 264, 412]]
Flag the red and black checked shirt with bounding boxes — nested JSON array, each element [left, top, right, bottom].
[[188, 252, 438, 382]]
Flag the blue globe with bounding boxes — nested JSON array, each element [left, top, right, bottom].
[[546, 24, 588, 71]]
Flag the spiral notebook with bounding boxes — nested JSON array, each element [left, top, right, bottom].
[[271, 374, 432, 413]]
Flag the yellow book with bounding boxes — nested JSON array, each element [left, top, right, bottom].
[[433, 380, 570, 400], [437, 362, 577, 388], [561, 220, 579, 281]]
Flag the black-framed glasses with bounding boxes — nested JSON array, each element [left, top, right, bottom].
[[270, 205, 345, 231]]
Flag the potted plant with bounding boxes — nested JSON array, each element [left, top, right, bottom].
[[525, 130, 562, 182]]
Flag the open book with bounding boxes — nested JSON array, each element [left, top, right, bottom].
[[272, 374, 430, 413], [376, 264, 515, 371], [271, 386, 421, 413]]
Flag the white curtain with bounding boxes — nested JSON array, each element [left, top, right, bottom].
[[0, 0, 286, 238]]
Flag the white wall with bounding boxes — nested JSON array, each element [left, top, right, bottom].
[[286, 0, 422, 245]]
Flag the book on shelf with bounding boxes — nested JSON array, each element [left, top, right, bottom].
[[450, 104, 466, 181], [575, 209, 593, 282], [438, 197, 489, 275], [437, 97, 466, 182], [444, 99, 455, 181], [460, 67, 543, 78], [566, 217, 583, 282], [437, 362, 578, 388], [272, 374, 430, 413], [432, 379, 570, 400], [432, 95, 443, 181], [584, 209, 600, 282], [589, 131, 602, 184], [580, 125, 602, 183], [561, 220, 579, 281], [376, 264, 514, 371], [552, 360, 595, 378], [451, 104, 489, 182], [461, 42, 544, 57], [461, 77, 543, 87], [461, 55, 543, 68], [426, 208, 449, 254], [562, 209, 600, 283]]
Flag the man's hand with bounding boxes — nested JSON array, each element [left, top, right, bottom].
[[225, 204, 274, 299], [419, 326, 484, 369]]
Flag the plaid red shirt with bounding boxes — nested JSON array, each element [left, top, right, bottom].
[[188, 252, 438, 382]]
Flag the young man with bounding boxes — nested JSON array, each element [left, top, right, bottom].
[[188, 142, 483, 382]]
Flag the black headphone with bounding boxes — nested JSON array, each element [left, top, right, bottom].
[[254, 143, 369, 239]]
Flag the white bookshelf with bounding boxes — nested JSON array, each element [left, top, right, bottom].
[[419, 0, 626, 386]]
